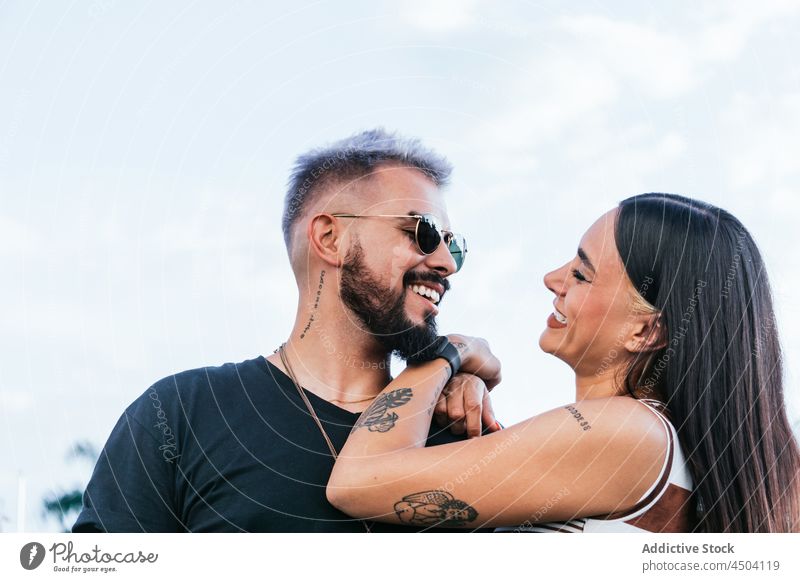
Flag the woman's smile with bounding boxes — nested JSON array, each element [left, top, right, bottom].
[[546, 308, 568, 329]]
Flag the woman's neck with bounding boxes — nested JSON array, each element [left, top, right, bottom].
[[574, 367, 624, 401], [574, 363, 665, 402]]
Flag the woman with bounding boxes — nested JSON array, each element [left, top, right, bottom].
[[327, 193, 800, 532]]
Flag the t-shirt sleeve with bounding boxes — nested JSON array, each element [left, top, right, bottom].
[[72, 388, 184, 533]]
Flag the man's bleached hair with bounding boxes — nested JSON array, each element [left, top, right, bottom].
[[282, 128, 453, 249]]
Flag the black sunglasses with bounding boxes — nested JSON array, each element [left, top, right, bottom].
[[331, 213, 467, 272]]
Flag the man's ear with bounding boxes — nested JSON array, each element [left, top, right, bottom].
[[624, 314, 667, 353], [307, 213, 344, 268]]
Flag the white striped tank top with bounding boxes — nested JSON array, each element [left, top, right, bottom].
[[497, 398, 694, 533]]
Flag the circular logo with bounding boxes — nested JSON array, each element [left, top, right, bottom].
[[20, 542, 46, 570]]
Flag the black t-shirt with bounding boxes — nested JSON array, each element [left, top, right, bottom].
[[72, 356, 478, 532]]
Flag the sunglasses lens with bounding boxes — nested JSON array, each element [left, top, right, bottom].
[[416, 217, 441, 254], [416, 216, 467, 272], [448, 234, 467, 272]]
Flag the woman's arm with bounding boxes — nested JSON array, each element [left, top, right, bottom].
[[327, 343, 669, 529]]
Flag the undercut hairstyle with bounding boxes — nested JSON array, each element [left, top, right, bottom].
[[615, 192, 800, 532], [282, 128, 453, 249]]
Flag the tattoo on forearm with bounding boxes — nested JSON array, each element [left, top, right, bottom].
[[351, 388, 413, 433], [394, 490, 479, 526], [564, 405, 592, 431], [427, 395, 437, 415], [300, 270, 325, 340]]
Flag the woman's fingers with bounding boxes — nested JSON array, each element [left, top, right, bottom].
[[433, 373, 500, 436], [464, 379, 484, 438], [481, 388, 501, 433], [433, 392, 449, 427], [437, 373, 490, 437], [446, 379, 466, 435]]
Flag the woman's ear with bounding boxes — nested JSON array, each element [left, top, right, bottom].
[[307, 214, 344, 268], [624, 314, 667, 353]]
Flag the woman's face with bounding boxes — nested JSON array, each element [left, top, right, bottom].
[[540, 208, 643, 377]]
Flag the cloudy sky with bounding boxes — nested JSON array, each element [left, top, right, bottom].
[[2, 0, 799, 532]]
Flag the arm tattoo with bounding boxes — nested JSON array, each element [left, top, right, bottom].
[[427, 395, 437, 415], [394, 490, 478, 526], [564, 405, 592, 431], [351, 388, 413, 433]]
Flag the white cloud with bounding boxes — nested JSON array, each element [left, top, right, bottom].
[[720, 92, 800, 197], [560, 15, 696, 98], [472, 55, 620, 154], [0, 215, 44, 257], [0, 389, 34, 415], [699, 0, 800, 61], [401, 0, 481, 32]]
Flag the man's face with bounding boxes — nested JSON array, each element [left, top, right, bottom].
[[335, 166, 459, 360]]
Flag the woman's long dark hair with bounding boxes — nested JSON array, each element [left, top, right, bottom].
[[615, 193, 800, 532]]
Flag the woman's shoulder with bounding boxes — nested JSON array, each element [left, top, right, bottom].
[[583, 398, 693, 531], [568, 395, 671, 445], [497, 395, 674, 521], [565, 396, 672, 506], [521, 395, 670, 456]]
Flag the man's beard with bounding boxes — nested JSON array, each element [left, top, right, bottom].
[[340, 240, 440, 362]]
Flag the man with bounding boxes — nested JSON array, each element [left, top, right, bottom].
[[72, 128, 500, 532]]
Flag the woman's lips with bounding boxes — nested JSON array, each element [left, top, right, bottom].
[[546, 312, 567, 329]]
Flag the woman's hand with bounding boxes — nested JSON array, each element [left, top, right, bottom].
[[434, 373, 502, 438], [446, 334, 502, 390]]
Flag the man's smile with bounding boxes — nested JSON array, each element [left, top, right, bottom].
[[408, 283, 441, 305]]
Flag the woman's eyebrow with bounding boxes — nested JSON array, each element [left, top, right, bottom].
[[577, 247, 596, 272]]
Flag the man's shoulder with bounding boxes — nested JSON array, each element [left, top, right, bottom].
[[130, 356, 269, 413], [153, 356, 264, 388]]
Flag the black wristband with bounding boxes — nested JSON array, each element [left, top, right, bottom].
[[430, 336, 462, 381]]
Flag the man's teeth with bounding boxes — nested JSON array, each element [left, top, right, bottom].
[[410, 284, 440, 304], [553, 309, 568, 324]]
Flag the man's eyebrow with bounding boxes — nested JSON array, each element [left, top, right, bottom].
[[577, 247, 596, 272]]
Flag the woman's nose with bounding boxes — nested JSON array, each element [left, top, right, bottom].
[[544, 263, 569, 296]]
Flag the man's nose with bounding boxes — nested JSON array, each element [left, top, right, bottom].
[[424, 237, 457, 277]]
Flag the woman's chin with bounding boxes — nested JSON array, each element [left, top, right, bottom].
[[538, 332, 559, 355], [539, 334, 573, 364]]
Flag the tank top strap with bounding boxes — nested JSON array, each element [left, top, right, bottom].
[[638, 397, 670, 415], [598, 398, 675, 521]]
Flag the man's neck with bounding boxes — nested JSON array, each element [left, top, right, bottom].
[[266, 311, 392, 413]]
